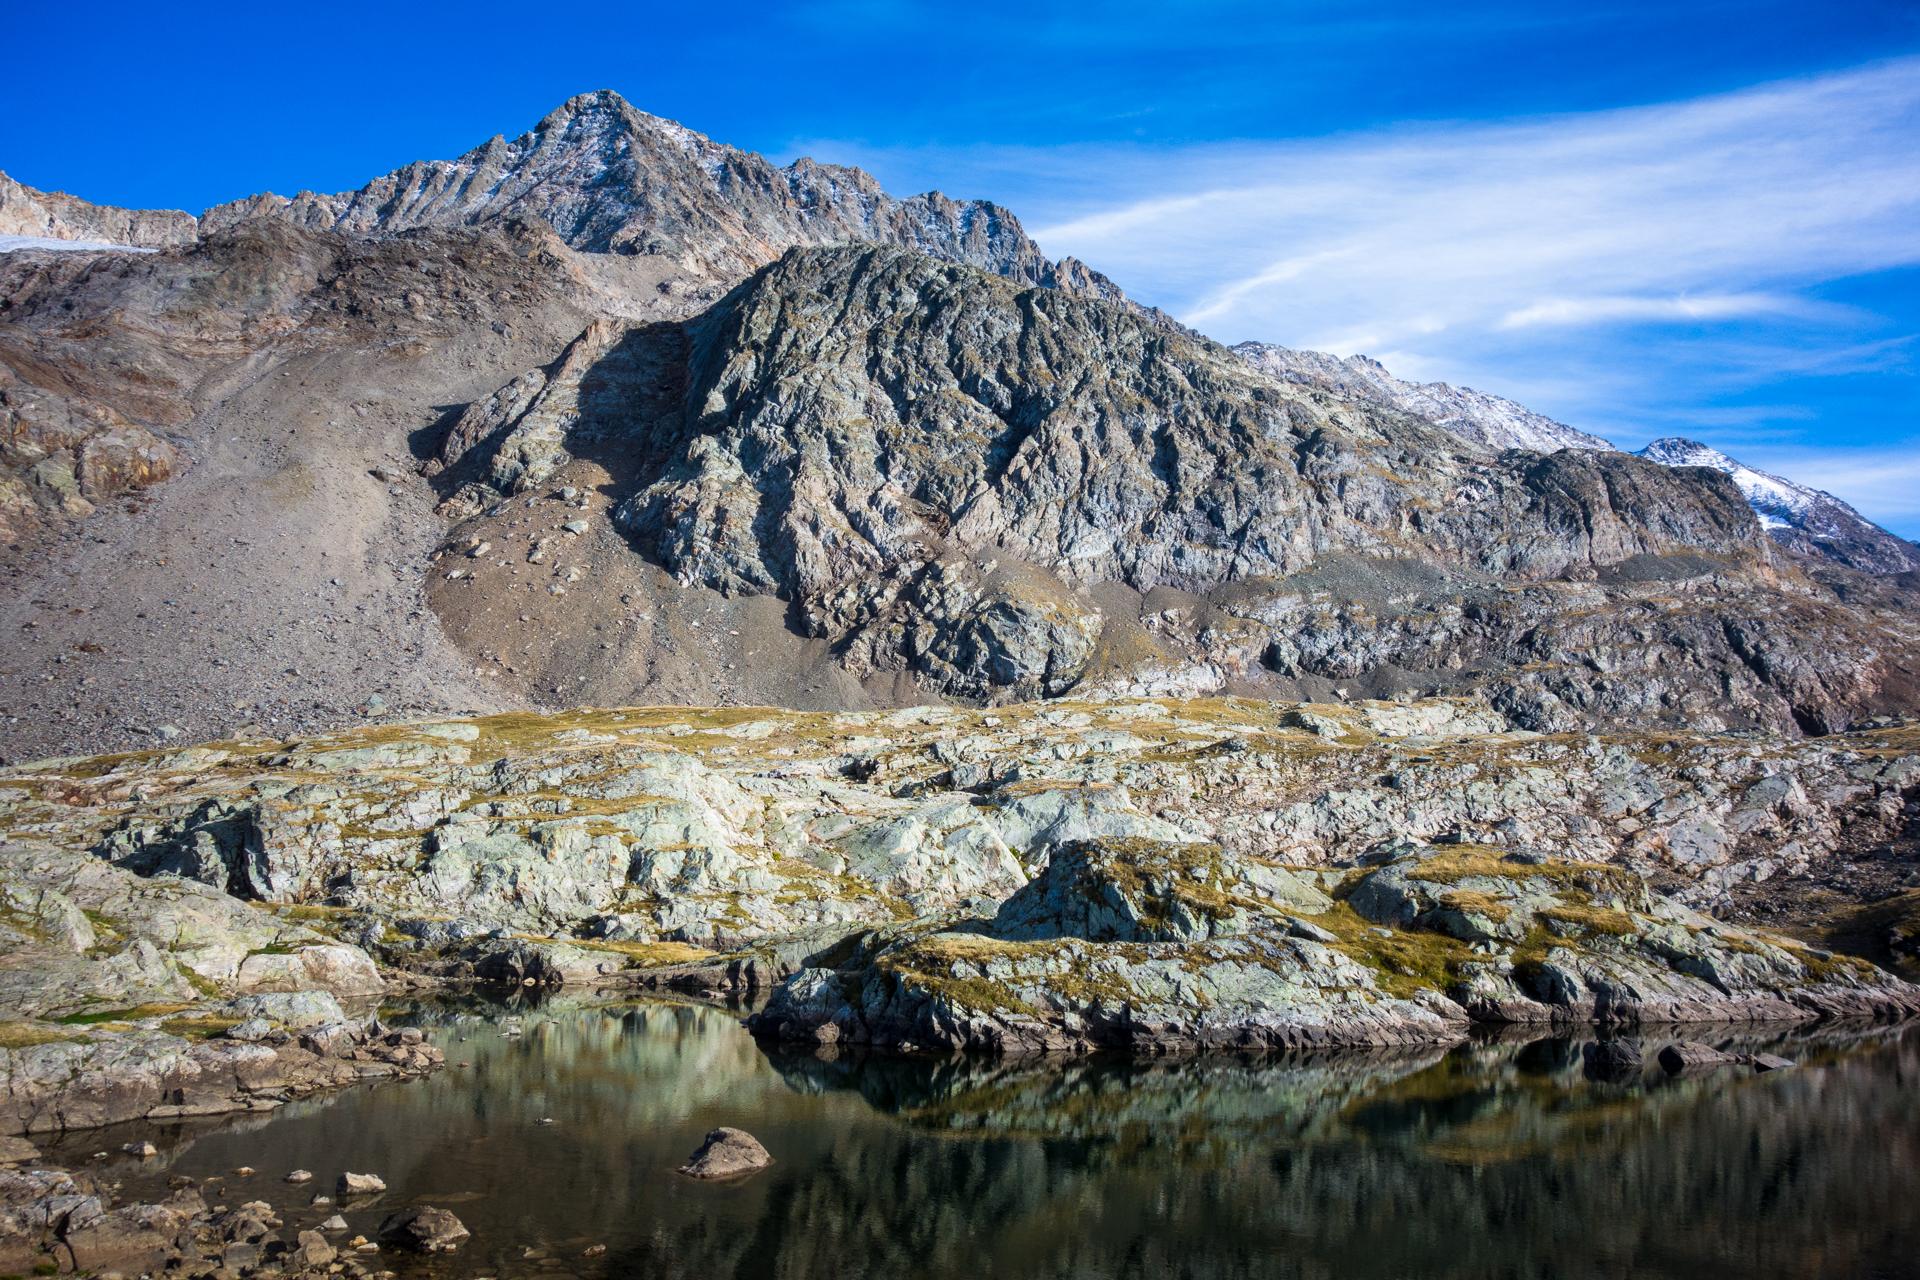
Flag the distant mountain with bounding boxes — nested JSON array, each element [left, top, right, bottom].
[[1636, 438, 1920, 575], [1236, 342, 1915, 576], [1233, 342, 1609, 453], [0, 170, 196, 250], [197, 90, 1123, 300]]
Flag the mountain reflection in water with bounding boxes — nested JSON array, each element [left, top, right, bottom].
[[58, 997, 1920, 1280]]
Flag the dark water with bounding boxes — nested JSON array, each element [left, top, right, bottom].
[[54, 999, 1920, 1280]]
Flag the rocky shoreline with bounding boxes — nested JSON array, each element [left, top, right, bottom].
[[745, 839, 1920, 1054], [0, 698, 1914, 1071], [0, 1156, 468, 1278]]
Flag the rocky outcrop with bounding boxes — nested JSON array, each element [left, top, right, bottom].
[[0, 170, 197, 251], [2, 700, 1914, 1057], [4, 698, 1916, 951], [615, 247, 1761, 599], [1233, 342, 1917, 578], [0, 839, 438, 1136], [418, 242, 1915, 728], [0, 1018, 442, 1136], [750, 843, 1917, 1054]]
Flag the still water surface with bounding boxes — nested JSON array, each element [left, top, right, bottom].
[[55, 998, 1920, 1279]]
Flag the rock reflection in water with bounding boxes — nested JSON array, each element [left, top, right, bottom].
[[60, 1000, 1920, 1280]]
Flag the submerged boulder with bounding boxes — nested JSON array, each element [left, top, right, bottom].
[[379, 1205, 470, 1252], [678, 1127, 772, 1179], [1658, 1041, 1741, 1075]]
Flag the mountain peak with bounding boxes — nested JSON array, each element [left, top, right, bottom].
[[1634, 437, 1918, 574], [544, 87, 635, 118], [194, 95, 1122, 298], [1639, 437, 1738, 470]]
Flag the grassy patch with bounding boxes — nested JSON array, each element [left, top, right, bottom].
[[1438, 890, 1513, 924], [545, 936, 716, 968], [1539, 903, 1636, 938], [0, 1020, 83, 1049], [1306, 902, 1479, 1001], [1810, 890, 1920, 977], [1404, 847, 1643, 903], [55, 1002, 194, 1025]]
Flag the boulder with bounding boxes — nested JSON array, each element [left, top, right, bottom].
[[337, 1171, 387, 1196], [678, 1127, 772, 1179], [1657, 1041, 1741, 1075], [234, 944, 385, 997], [291, 1228, 337, 1266], [378, 1204, 470, 1252], [1581, 1039, 1643, 1082]]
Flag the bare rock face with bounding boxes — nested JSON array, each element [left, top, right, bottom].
[[618, 247, 1764, 599], [1234, 343, 1919, 579], [677, 1127, 772, 1179], [402, 241, 1908, 728], [0, 170, 197, 249]]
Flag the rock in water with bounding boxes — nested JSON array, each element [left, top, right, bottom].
[[292, 1229, 337, 1267], [1582, 1039, 1644, 1082], [678, 1127, 773, 1179], [337, 1171, 387, 1195], [378, 1205, 471, 1252], [1658, 1042, 1742, 1075], [1748, 1053, 1798, 1072]]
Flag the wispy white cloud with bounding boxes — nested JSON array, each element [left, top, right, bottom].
[[1015, 57, 1920, 352], [1495, 292, 1847, 330]]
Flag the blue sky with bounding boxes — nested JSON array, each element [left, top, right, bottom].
[[4, 0, 1917, 535]]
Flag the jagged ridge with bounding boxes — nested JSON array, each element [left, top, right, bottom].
[[197, 90, 1123, 299], [1234, 341, 1610, 453]]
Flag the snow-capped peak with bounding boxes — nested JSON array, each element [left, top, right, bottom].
[[1636, 438, 1814, 529], [1634, 437, 1917, 571]]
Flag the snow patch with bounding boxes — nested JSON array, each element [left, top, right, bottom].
[[0, 234, 154, 255]]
